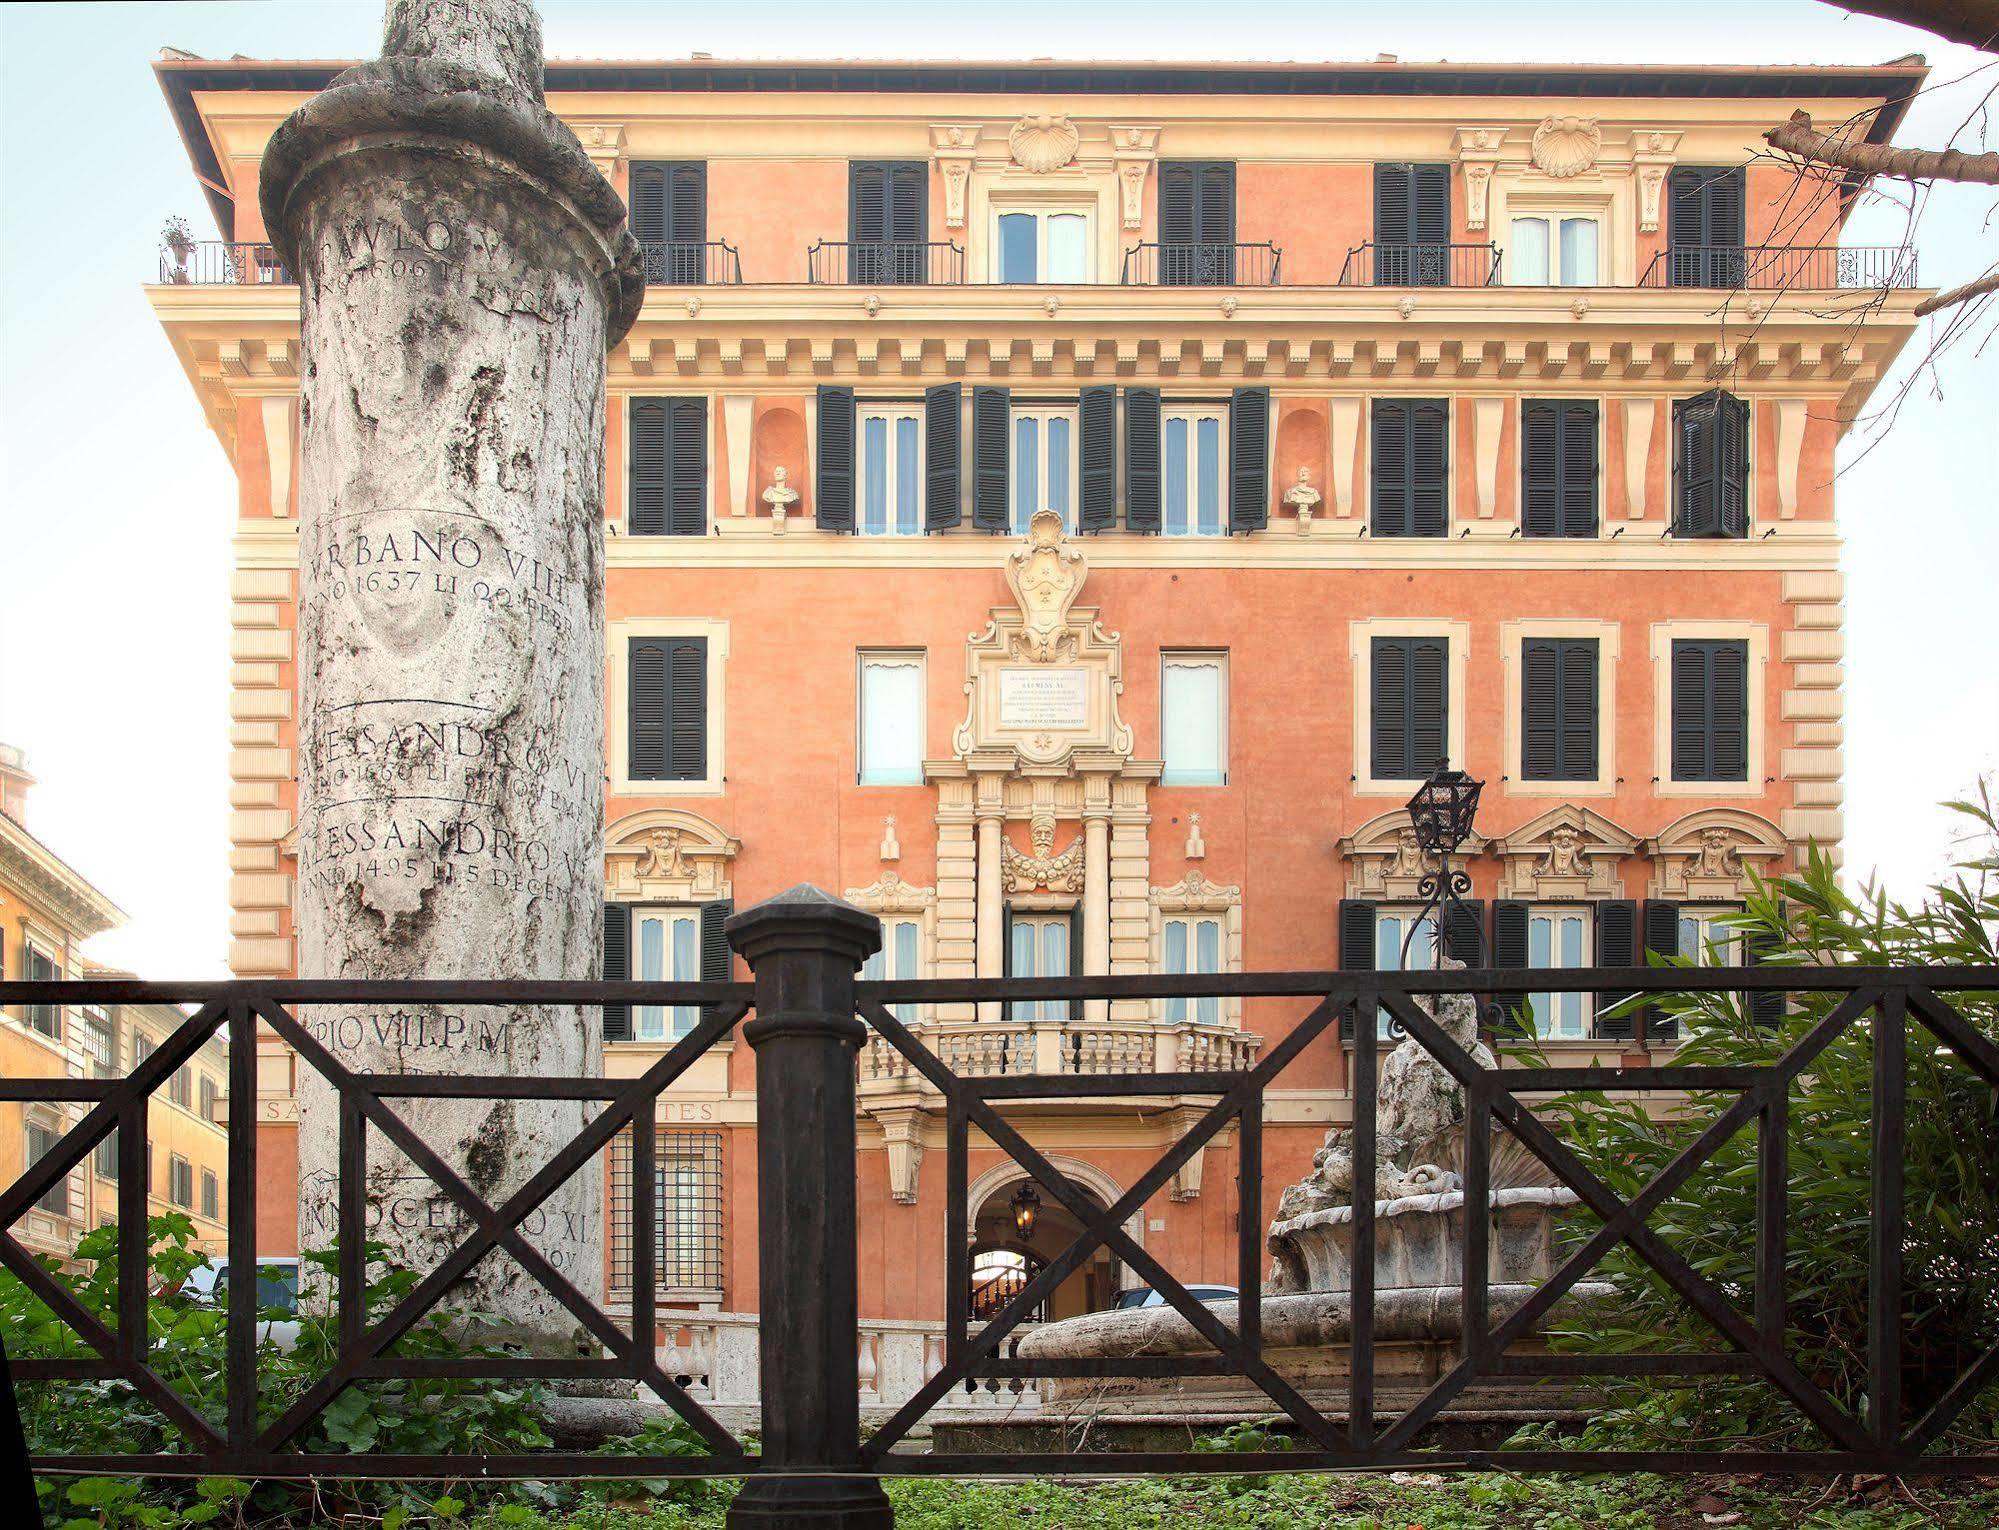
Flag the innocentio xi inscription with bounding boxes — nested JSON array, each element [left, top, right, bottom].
[[261, 0, 642, 1347]]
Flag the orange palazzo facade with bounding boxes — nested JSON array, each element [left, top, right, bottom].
[[150, 52, 1926, 1375]]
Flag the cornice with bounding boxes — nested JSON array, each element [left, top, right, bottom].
[[0, 818, 124, 940]]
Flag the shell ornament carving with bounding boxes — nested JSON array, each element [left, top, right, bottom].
[[1531, 115, 1601, 178], [1009, 114, 1080, 174]]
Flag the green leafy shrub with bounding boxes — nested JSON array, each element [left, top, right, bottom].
[[1531, 790, 1999, 1450]]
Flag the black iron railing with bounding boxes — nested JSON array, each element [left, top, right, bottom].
[[637, 239, 742, 285], [807, 240, 965, 286], [1120, 241, 1283, 287], [1639, 244, 1920, 290], [1339, 242, 1502, 288], [158, 241, 292, 286], [6, 948, 1998, 1496]]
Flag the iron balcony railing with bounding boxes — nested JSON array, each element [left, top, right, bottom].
[[1338, 241, 1503, 288], [158, 241, 291, 286], [1639, 244, 1920, 290], [1120, 241, 1283, 287], [637, 239, 743, 285], [807, 240, 965, 286]]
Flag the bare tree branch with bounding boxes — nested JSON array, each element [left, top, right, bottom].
[[1824, 0, 1999, 54], [1914, 264, 1999, 311], [1766, 109, 1999, 182]]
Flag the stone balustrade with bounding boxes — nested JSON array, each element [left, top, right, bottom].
[[859, 1018, 1262, 1093]]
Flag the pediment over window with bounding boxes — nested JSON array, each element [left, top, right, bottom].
[[606, 809, 740, 902], [846, 870, 938, 917], [1337, 810, 1489, 900], [1487, 804, 1639, 900], [1150, 870, 1241, 915], [1645, 808, 1788, 900]]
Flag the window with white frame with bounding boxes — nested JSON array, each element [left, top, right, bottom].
[[1011, 407, 1078, 532], [611, 1129, 724, 1293], [1162, 407, 1227, 536], [1008, 911, 1074, 1022], [858, 653, 925, 786], [1678, 905, 1744, 965], [1161, 653, 1227, 786], [634, 906, 701, 1041], [993, 205, 1093, 284], [1373, 910, 1436, 1037], [1508, 214, 1601, 286], [1162, 915, 1223, 1025], [857, 406, 924, 536], [169, 1154, 193, 1209], [863, 916, 924, 1024], [1525, 907, 1593, 1039]]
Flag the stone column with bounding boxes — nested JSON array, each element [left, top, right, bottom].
[[1082, 805, 1110, 1025], [975, 805, 1004, 1026], [260, 0, 641, 1345]]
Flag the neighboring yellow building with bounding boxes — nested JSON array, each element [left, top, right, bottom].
[[0, 745, 228, 1260]]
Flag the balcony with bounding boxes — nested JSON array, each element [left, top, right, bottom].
[[638, 239, 743, 285], [1338, 242, 1502, 287], [858, 1016, 1262, 1091], [806, 240, 965, 285], [1120, 241, 1283, 287], [159, 241, 290, 285], [1639, 244, 1919, 290]]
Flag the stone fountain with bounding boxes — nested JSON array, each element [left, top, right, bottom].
[[959, 983, 1608, 1451]]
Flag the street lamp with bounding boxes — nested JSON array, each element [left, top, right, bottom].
[[1010, 1183, 1042, 1242], [1400, 763, 1486, 969]]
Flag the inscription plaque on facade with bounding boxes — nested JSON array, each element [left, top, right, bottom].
[[998, 667, 1090, 730]]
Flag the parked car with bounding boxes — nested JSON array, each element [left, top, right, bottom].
[[184, 1255, 303, 1350], [1109, 1284, 1238, 1311]]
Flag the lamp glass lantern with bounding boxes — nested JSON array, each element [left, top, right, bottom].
[[1010, 1183, 1041, 1241], [1406, 765, 1483, 855]]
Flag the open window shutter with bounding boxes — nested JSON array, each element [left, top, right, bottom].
[[1159, 162, 1195, 246], [1373, 163, 1412, 246], [1709, 641, 1749, 781], [815, 386, 855, 531], [888, 162, 927, 243], [698, 900, 735, 1026], [925, 383, 963, 531], [668, 162, 706, 245], [1197, 162, 1236, 245], [971, 387, 1011, 531], [1078, 386, 1117, 531], [629, 399, 668, 535], [1493, 900, 1532, 1036], [628, 640, 667, 779], [667, 398, 707, 535], [1674, 394, 1719, 536], [1670, 641, 1710, 780], [1595, 900, 1640, 1039], [1124, 388, 1162, 532], [1560, 401, 1598, 537], [1443, 901, 1485, 966], [1559, 640, 1599, 782], [667, 639, 707, 782], [1718, 391, 1749, 538], [1370, 400, 1410, 534], [628, 163, 667, 245], [1743, 927, 1784, 1029], [602, 903, 632, 1041], [849, 162, 887, 243], [1641, 900, 1682, 1040], [1337, 899, 1377, 1038], [1411, 401, 1449, 535], [1521, 402, 1558, 537], [1521, 639, 1559, 780], [1228, 387, 1269, 533], [1370, 639, 1410, 780], [1410, 638, 1449, 776]]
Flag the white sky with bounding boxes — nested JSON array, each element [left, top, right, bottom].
[[0, 0, 1993, 978]]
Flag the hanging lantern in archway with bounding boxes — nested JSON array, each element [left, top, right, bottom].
[[1010, 1182, 1042, 1241]]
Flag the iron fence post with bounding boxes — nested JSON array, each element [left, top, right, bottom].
[[727, 885, 891, 1530]]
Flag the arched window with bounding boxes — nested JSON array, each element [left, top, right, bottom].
[[969, 1245, 1048, 1323]]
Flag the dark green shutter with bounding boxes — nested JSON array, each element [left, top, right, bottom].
[[1522, 400, 1597, 537], [1641, 900, 1682, 1040], [1674, 390, 1747, 538], [1743, 926, 1785, 1029], [1493, 900, 1532, 1036], [603, 903, 632, 1041], [1370, 637, 1410, 779], [1595, 901, 1641, 1039], [1374, 163, 1450, 285], [1124, 388, 1162, 532], [1370, 636, 1449, 780], [667, 398, 706, 536], [1228, 387, 1269, 532], [1337, 898, 1377, 1038], [628, 639, 667, 779], [1078, 386, 1117, 531], [1522, 639, 1598, 782], [1671, 640, 1748, 782], [1371, 399, 1448, 537], [815, 386, 855, 531], [629, 164, 667, 244], [1668, 166, 1746, 286], [1158, 162, 1235, 284], [1717, 391, 1749, 537], [849, 161, 887, 241], [971, 386, 1010, 531], [1410, 639, 1448, 776], [1159, 162, 1195, 246], [629, 161, 708, 282], [924, 383, 962, 531], [1370, 400, 1410, 533], [850, 161, 926, 282], [629, 400, 668, 535], [1443, 901, 1485, 966], [1411, 401, 1448, 535], [699, 900, 735, 1026], [668, 641, 707, 782]]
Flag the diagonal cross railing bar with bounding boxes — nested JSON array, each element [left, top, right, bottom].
[[249, 996, 748, 1457], [1370, 985, 1879, 1455], [1907, 986, 1999, 1089]]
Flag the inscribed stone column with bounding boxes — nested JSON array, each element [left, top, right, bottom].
[[260, 0, 642, 1345]]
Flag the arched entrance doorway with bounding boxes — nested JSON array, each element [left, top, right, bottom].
[[968, 1171, 1125, 1322]]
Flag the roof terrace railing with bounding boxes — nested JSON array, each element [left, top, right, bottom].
[[807, 240, 965, 286], [159, 241, 291, 286], [1639, 244, 1919, 290], [1337, 242, 1503, 288], [1120, 241, 1284, 287]]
